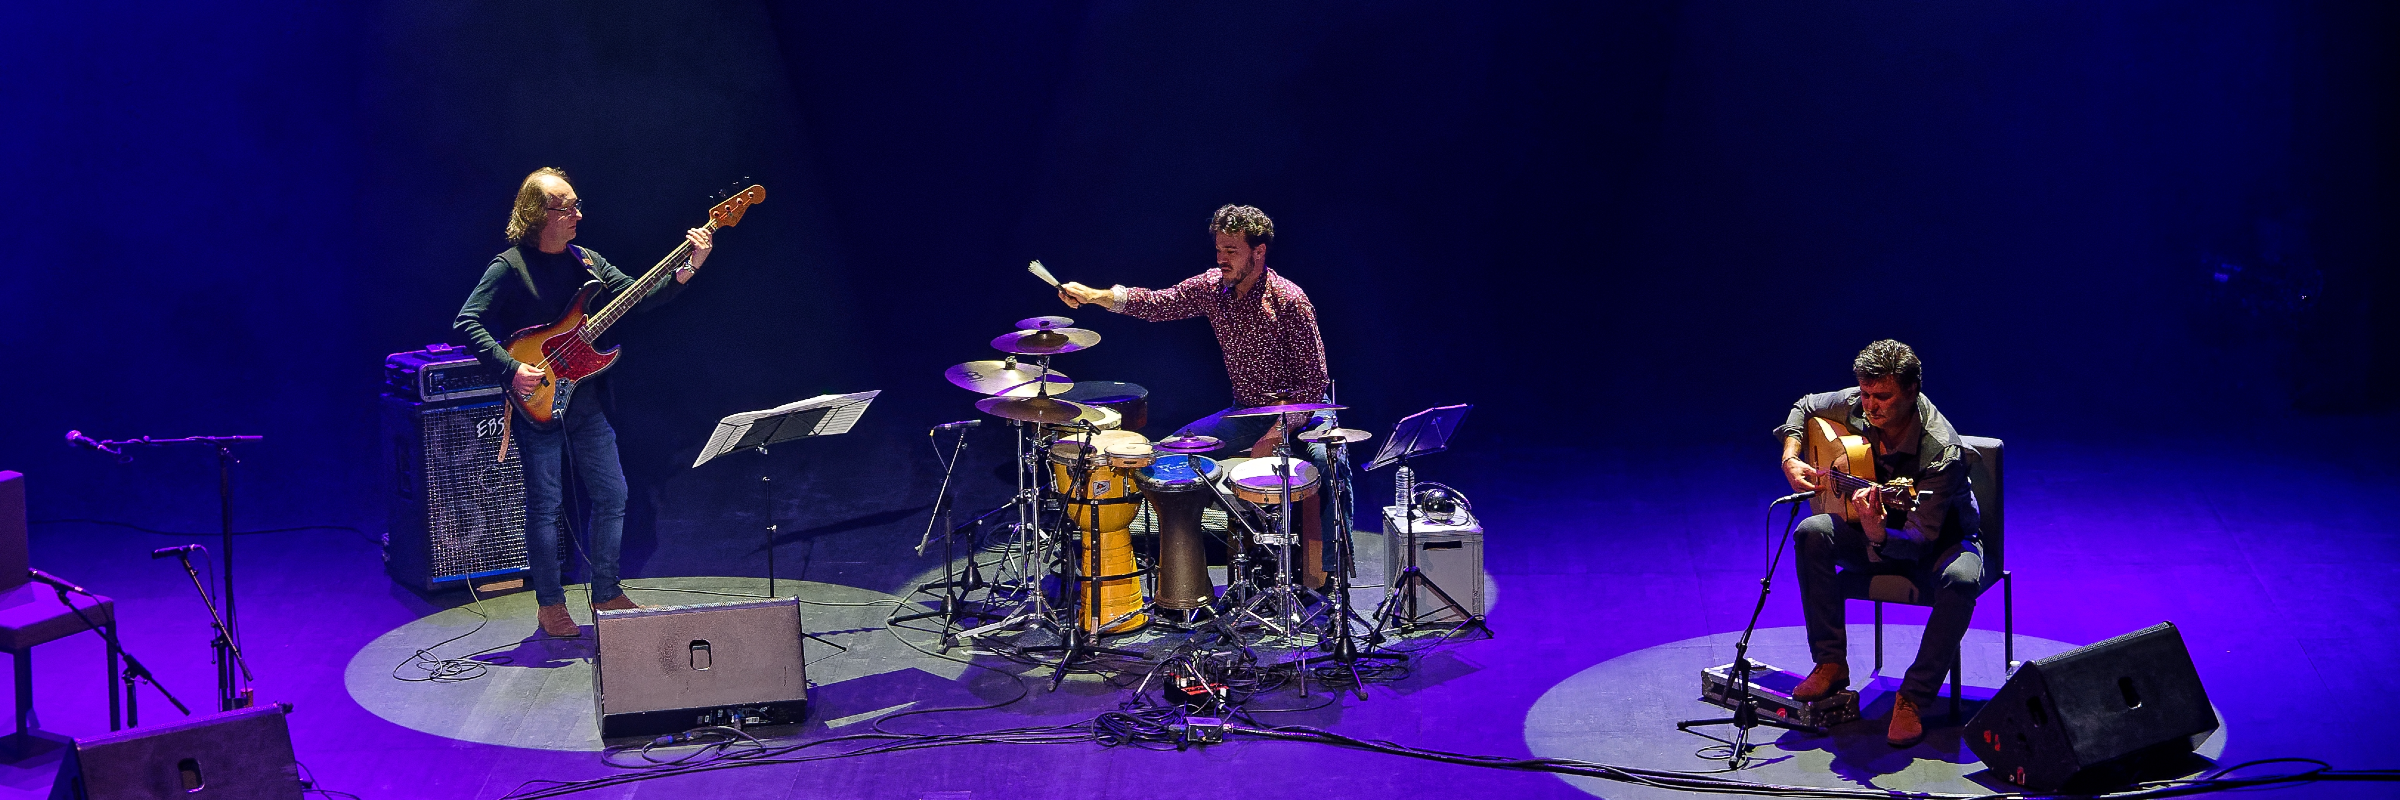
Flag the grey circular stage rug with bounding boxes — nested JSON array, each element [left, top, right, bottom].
[[344, 577, 941, 751], [1523, 625, 2228, 798]]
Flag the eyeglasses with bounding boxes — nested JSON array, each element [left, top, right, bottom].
[[545, 200, 585, 215]]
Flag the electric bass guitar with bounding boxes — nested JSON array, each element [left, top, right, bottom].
[[502, 185, 764, 429], [1801, 416, 1919, 523]]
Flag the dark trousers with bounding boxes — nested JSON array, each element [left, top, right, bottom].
[[1794, 513, 1985, 705], [518, 402, 629, 608]]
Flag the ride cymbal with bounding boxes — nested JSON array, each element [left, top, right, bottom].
[[945, 360, 1070, 397], [975, 395, 1090, 425], [1016, 315, 1074, 331], [992, 327, 1100, 355]]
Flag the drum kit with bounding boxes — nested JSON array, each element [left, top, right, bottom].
[[929, 315, 1387, 689]]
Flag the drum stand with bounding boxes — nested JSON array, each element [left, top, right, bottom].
[[1017, 425, 1141, 690], [953, 419, 1066, 644]]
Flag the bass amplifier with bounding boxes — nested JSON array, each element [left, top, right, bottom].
[[380, 394, 533, 593], [385, 343, 504, 402], [596, 597, 809, 738]]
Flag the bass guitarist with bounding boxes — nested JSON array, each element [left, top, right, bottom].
[[454, 167, 711, 638], [1774, 339, 1986, 747]]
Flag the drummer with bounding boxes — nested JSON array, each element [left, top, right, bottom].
[[1056, 204, 1345, 589]]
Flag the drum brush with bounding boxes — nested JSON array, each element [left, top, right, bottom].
[[1027, 260, 1060, 287]]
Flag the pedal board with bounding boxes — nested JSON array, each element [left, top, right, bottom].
[[1701, 659, 1861, 729]]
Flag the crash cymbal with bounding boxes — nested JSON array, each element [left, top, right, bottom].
[[1016, 315, 1074, 331], [1153, 434, 1223, 454], [945, 360, 1071, 397], [975, 395, 1091, 425], [992, 327, 1100, 355], [1298, 427, 1372, 445], [1222, 402, 1345, 418]]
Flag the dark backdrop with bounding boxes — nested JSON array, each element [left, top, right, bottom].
[[3, 1, 2392, 580]]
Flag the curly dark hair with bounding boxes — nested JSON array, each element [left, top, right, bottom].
[[1210, 204, 1274, 248], [1852, 339, 1923, 389]]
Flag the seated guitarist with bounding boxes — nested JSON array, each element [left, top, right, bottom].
[[454, 167, 711, 638], [1775, 339, 1985, 747]]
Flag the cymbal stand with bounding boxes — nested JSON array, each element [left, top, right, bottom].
[[1228, 429, 1315, 655], [955, 356, 1066, 643], [893, 424, 995, 645], [1300, 425, 1402, 700], [1018, 424, 1139, 690]]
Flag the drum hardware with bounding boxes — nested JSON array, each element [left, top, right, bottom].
[[1017, 423, 1146, 690], [1287, 397, 1400, 700], [1296, 427, 1372, 445], [1222, 401, 1345, 418], [1365, 404, 1487, 642]]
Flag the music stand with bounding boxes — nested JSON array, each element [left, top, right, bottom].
[[695, 391, 879, 600], [1364, 404, 1487, 639]]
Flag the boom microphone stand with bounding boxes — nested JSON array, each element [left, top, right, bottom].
[[29, 572, 188, 728], [1676, 499, 1819, 764], [160, 546, 253, 712]]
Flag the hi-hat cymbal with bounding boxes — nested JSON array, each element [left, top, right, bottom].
[[992, 327, 1100, 355], [1153, 434, 1223, 454], [1298, 427, 1372, 445], [1223, 402, 1345, 418], [975, 395, 1091, 425], [1016, 315, 1074, 331], [945, 360, 1071, 397]]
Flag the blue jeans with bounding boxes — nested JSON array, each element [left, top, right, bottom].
[[518, 402, 628, 608], [1172, 407, 1351, 575]]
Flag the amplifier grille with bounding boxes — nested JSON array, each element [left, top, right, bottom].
[[416, 401, 528, 581]]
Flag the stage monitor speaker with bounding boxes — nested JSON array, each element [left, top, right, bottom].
[[379, 393, 536, 593], [595, 596, 808, 739], [1965, 621, 2219, 792], [48, 704, 302, 800]]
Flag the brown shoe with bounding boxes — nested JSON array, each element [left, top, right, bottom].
[[1792, 662, 1850, 702], [537, 603, 580, 638], [591, 594, 640, 612], [1887, 693, 1925, 747]]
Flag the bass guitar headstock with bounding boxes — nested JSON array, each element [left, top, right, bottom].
[[709, 185, 767, 228]]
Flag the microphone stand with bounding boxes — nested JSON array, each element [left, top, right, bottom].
[[44, 579, 189, 727], [76, 433, 262, 675], [1675, 499, 1818, 765], [171, 550, 254, 712]]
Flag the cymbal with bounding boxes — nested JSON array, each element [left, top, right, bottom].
[[1016, 315, 1074, 330], [975, 395, 1091, 425], [992, 327, 1100, 355], [1153, 434, 1223, 454], [1298, 427, 1372, 444], [1222, 402, 1344, 418], [945, 360, 1071, 397]]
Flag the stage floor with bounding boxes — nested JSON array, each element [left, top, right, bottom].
[[6, 432, 2397, 799]]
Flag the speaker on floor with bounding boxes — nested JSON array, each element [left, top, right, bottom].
[[594, 596, 808, 739], [48, 704, 302, 800], [1965, 621, 2219, 792], [380, 393, 536, 593]]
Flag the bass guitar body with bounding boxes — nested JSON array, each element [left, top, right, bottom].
[[502, 282, 619, 429]]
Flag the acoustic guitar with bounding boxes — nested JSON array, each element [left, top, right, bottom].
[[502, 185, 764, 429], [1802, 416, 1919, 523]]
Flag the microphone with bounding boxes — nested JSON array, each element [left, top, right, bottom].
[[152, 544, 202, 559], [933, 420, 981, 431], [65, 430, 110, 452], [27, 568, 89, 595], [1772, 491, 1814, 506]]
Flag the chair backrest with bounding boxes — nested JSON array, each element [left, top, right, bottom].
[[1956, 436, 2003, 573], [0, 471, 26, 593]]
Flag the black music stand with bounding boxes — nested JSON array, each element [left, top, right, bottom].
[[1364, 404, 1486, 640], [695, 391, 880, 600]]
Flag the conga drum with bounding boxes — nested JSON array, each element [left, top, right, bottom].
[[1136, 454, 1221, 612], [1049, 429, 1150, 633]]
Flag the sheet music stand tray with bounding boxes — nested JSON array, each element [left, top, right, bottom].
[[695, 391, 880, 600], [1364, 403, 1487, 638]]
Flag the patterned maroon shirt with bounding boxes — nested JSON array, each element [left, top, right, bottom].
[[1114, 267, 1329, 409]]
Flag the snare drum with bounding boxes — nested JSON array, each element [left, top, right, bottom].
[[1049, 430, 1151, 533], [1225, 455, 1320, 506], [1137, 455, 1220, 611]]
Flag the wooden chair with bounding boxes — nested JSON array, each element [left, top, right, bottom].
[[1834, 435, 2011, 719], [0, 471, 120, 758]]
